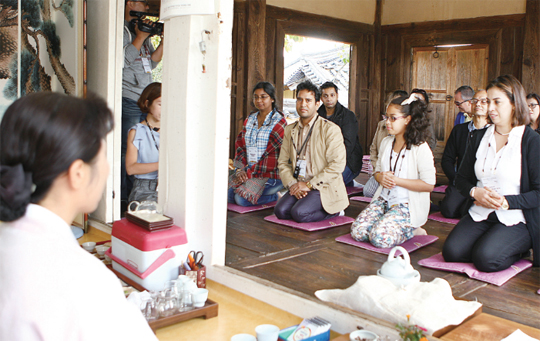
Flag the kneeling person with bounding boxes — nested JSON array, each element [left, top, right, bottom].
[[274, 81, 349, 222]]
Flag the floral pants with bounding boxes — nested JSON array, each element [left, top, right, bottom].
[[351, 197, 414, 248]]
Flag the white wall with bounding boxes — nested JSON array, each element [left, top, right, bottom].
[[159, 0, 233, 268]]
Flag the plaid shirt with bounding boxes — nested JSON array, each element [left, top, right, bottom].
[[233, 109, 286, 179]]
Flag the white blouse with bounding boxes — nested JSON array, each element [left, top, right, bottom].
[[381, 142, 410, 206], [0, 204, 158, 341], [470, 125, 526, 225]]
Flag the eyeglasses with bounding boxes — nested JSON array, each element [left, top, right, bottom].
[[529, 103, 539, 110], [382, 115, 406, 122], [470, 98, 488, 105], [253, 95, 270, 101], [454, 99, 470, 106]]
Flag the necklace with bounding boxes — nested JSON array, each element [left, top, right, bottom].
[[494, 128, 510, 136]]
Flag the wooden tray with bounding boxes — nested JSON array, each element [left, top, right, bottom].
[[106, 264, 218, 332]]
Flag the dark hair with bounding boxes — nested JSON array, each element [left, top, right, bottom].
[[137, 82, 162, 114], [411, 88, 430, 105], [0, 92, 114, 222], [527, 93, 540, 128], [487, 75, 529, 127], [389, 95, 430, 148], [455, 85, 474, 100], [384, 90, 408, 109], [296, 80, 321, 102], [252, 81, 277, 110], [320, 81, 338, 93]]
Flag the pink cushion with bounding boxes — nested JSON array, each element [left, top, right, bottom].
[[433, 185, 448, 193], [428, 212, 460, 225], [335, 233, 439, 255], [350, 196, 372, 203], [346, 186, 363, 196], [264, 214, 355, 231], [418, 253, 533, 286], [227, 201, 277, 214]]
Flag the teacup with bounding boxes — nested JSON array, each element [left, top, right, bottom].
[[230, 334, 256, 341], [191, 288, 208, 308], [95, 245, 110, 257], [82, 242, 96, 252], [255, 324, 279, 341], [349, 330, 379, 341]]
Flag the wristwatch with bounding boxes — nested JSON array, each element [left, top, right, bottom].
[[501, 198, 509, 210], [306, 181, 313, 190]]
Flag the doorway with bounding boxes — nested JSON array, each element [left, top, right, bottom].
[[411, 45, 489, 143]]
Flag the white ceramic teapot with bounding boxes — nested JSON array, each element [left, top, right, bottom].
[[377, 246, 421, 287]]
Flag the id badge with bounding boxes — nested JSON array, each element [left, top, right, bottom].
[[482, 176, 501, 194], [247, 146, 258, 165], [296, 159, 307, 178], [142, 57, 152, 73]]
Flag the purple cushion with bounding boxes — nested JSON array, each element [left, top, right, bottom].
[[418, 253, 533, 286], [428, 212, 460, 225], [346, 186, 363, 195], [264, 214, 355, 231], [335, 233, 439, 255], [433, 185, 448, 193], [227, 201, 277, 214], [350, 196, 372, 203]]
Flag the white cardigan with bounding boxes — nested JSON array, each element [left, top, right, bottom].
[[373, 136, 436, 227]]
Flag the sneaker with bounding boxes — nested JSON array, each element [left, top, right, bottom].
[[353, 180, 364, 188]]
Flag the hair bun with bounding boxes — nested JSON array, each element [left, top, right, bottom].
[[0, 164, 33, 222]]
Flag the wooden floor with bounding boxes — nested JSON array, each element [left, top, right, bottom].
[[225, 173, 540, 330]]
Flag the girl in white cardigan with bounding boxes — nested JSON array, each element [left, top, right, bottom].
[[351, 94, 436, 248]]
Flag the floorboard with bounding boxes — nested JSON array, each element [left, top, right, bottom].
[[225, 174, 540, 329]]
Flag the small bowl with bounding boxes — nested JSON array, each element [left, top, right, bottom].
[[82, 242, 96, 252], [95, 245, 110, 257], [349, 330, 379, 341]]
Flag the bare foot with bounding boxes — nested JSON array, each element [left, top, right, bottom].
[[413, 227, 427, 236]]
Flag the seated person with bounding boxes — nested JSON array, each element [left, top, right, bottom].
[[364, 90, 407, 197], [440, 90, 490, 218], [228, 81, 286, 206], [526, 93, 540, 134], [443, 75, 540, 272], [351, 94, 436, 248], [126, 82, 161, 203], [274, 80, 348, 222], [318, 81, 363, 187]]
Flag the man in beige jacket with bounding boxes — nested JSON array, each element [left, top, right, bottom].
[[274, 81, 349, 222]]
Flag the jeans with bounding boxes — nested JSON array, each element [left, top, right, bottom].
[[129, 178, 158, 203], [343, 165, 360, 187], [121, 97, 147, 202], [442, 212, 532, 272], [274, 190, 337, 223], [228, 178, 283, 206]]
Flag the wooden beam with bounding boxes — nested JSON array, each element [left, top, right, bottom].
[[522, 0, 540, 94], [245, 0, 266, 114], [368, 0, 382, 151]]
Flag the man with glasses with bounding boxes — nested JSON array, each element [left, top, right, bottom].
[[317, 81, 363, 187], [453, 85, 474, 126], [440, 89, 490, 218], [121, 0, 164, 211]]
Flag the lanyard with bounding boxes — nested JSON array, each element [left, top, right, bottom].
[[292, 116, 318, 160], [389, 140, 405, 175], [145, 119, 159, 151]]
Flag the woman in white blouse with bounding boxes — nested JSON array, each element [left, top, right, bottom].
[[0, 93, 157, 340], [443, 75, 540, 272], [351, 94, 436, 248]]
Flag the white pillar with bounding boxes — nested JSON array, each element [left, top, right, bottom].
[[159, 0, 233, 270]]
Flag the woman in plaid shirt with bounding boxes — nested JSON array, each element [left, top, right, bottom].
[[228, 82, 287, 206]]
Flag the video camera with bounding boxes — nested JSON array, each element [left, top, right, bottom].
[[129, 10, 164, 37]]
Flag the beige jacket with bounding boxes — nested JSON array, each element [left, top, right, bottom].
[[278, 115, 349, 214], [369, 120, 390, 167]]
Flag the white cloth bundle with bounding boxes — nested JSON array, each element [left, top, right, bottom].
[[315, 276, 482, 334]]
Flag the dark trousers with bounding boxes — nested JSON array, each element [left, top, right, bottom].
[[343, 165, 361, 188], [442, 212, 532, 272], [440, 184, 468, 219], [274, 190, 337, 223]]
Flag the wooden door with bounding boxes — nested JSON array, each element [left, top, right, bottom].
[[412, 45, 489, 143], [412, 45, 488, 182]]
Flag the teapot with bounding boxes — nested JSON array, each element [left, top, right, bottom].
[[128, 201, 163, 215], [377, 246, 421, 287]]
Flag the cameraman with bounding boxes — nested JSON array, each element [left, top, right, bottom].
[[122, 0, 164, 210]]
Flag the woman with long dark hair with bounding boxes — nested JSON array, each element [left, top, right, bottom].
[[0, 92, 157, 340], [228, 81, 287, 206], [351, 94, 436, 248], [443, 75, 540, 272]]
